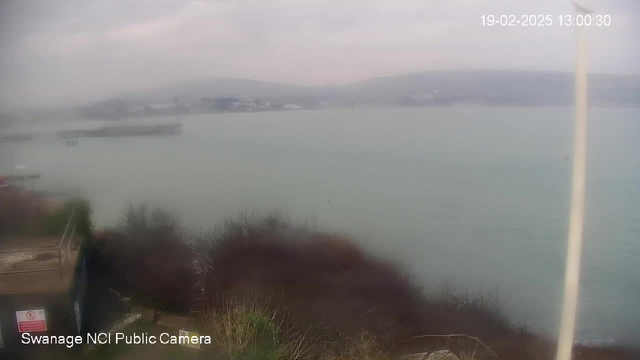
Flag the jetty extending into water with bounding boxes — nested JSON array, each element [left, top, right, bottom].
[[58, 123, 181, 138]]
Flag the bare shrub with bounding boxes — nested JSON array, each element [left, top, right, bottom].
[[91, 204, 196, 312], [201, 213, 428, 352]]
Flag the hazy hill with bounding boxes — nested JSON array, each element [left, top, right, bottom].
[[119, 77, 332, 104], [337, 71, 640, 106], [73, 71, 640, 119], [120, 71, 640, 107]]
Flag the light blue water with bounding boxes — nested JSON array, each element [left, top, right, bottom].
[[2, 107, 639, 345]]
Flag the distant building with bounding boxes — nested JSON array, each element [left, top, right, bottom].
[[214, 97, 240, 111], [231, 100, 259, 111], [255, 100, 271, 108], [149, 103, 177, 110]]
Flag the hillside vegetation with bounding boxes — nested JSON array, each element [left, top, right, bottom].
[[88, 205, 640, 360]]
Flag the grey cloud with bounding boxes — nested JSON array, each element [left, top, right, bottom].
[[1, 0, 638, 108]]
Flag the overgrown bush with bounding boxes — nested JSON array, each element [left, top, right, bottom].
[[0, 189, 91, 239], [200, 214, 428, 351], [197, 214, 520, 359], [91, 205, 196, 312]]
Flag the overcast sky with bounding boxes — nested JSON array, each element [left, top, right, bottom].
[[0, 0, 638, 108]]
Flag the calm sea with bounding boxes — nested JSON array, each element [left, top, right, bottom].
[[2, 107, 639, 346]]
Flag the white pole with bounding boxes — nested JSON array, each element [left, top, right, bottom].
[[556, 2, 591, 360]]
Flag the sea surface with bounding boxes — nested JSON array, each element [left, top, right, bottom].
[[2, 107, 639, 346]]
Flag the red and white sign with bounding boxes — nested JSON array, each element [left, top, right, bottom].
[[16, 310, 47, 332]]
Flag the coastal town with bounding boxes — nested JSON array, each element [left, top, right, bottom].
[[1, 71, 638, 125], [76, 96, 309, 120]]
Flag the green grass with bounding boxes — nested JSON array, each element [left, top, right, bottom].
[[206, 299, 281, 360], [205, 297, 394, 360]]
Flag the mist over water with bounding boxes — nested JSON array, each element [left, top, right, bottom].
[[2, 107, 639, 346]]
